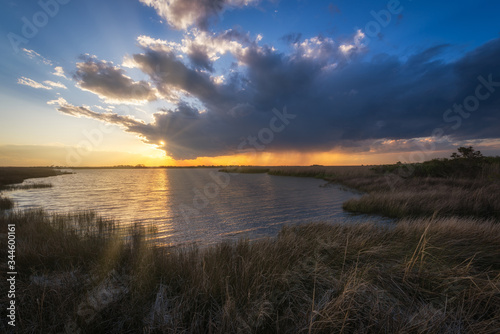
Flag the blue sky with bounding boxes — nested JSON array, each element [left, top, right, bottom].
[[1, 0, 500, 166]]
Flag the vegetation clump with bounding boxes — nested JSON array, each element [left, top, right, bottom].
[[371, 146, 500, 179], [0, 196, 14, 210]]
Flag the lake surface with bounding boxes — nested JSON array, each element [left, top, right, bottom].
[[6, 168, 389, 246]]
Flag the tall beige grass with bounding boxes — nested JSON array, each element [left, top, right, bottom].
[[1, 209, 499, 333]]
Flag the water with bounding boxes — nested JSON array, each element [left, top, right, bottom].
[[6, 168, 389, 246]]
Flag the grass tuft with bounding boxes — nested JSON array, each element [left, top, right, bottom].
[[0, 196, 14, 210]]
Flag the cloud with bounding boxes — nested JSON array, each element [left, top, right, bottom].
[[18, 77, 52, 90], [44, 80, 67, 89], [18, 77, 67, 90], [338, 29, 366, 57], [57, 34, 500, 160], [53, 66, 67, 78], [22, 48, 52, 65], [74, 55, 159, 104], [47, 97, 68, 105], [138, 0, 260, 30]]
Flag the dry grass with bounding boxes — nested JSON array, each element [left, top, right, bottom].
[[342, 176, 500, 219], [1, 209, 500, 333]]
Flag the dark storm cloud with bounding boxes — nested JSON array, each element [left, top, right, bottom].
[[187, 45, 214, 71], [61, 35, 500, 160], [74, 55, 158, 103]]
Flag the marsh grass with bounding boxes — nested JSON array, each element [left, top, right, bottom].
[[1, 209, 499, 333]]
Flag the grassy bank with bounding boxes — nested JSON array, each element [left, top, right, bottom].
[[0, 167, 67, 211], [1, 209, 499, 333], [0, 167, 69, 189]]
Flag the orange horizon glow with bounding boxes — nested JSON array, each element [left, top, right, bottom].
[[64, 149, 454, 167], [2, 140, 500, 167]]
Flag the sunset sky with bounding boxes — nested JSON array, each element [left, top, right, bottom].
[[1, 0, 500, 166]]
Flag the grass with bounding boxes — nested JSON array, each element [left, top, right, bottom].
[[1, 209, 499, 333], [342, 177, 500, 219]]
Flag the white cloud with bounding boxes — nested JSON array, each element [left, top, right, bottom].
[[47, 97, 68, 105], [53, 66, 67, 78], [339, 30, 366, 56], [17, 77, 52, 90], [294, 36, 336, 60], [22, 48, 52, 65], [181, 29, 248, 61], [211, 75, 225, 85], [136, 35, 178, 53], [44, 80, 67, 89], [139, 0, 260, 30]]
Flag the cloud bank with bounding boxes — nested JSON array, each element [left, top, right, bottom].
[[55, 26, 500, 160]]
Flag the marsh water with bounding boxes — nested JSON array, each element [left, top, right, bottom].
[[6, 168, 389, 246]]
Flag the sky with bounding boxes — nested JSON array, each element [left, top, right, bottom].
[[1, 0, 500, 166]]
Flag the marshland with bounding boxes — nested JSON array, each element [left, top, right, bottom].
[[1, 148, 500, 333]]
